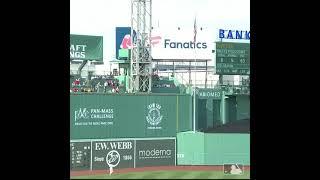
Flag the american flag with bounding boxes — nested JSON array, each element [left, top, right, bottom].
[[193, 17, 197, 43]]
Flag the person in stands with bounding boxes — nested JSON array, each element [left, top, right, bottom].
[[104, 81, 108, 92], [75, 78, 80, 86], [73, 87, 78, 92]]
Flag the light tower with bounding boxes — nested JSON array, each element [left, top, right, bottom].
[[129, 0, 152, 93]]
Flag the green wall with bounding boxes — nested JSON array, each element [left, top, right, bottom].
[[151, 87, 180, 93], [196, 99, 222, 130], [176, 132, 205, 165], [236, 95, 250, 120], [225, 95, 237, 123], [195, 93, 249, 130], [177, 132, 250, 165], [177, 95, 193, 132], [70, 94, 192, 139]]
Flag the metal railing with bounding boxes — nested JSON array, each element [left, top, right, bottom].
[[184, 80, 250, 95]]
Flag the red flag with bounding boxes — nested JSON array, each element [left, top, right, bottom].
[[150, 36, 162, 46]]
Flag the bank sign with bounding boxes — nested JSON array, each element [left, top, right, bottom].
[[70, 34, 103, 61], [219, 29, 250, 40]]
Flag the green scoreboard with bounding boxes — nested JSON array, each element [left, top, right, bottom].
[[216, 42, 250, 75]]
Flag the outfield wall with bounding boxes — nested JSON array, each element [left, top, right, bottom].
[[70, 94, 192, 139], [177, 131, 250, 165], [70, 137, 176, 171], [196, 93, 250, 130]]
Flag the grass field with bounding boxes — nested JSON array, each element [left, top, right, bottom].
[[71, 170, 250, 179]]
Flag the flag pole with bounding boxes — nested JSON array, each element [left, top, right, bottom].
[[193, 16, 197, 133], [193, 50, 196, 133]]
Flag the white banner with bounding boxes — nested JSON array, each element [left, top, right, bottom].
[[151, 28, 214, 60]]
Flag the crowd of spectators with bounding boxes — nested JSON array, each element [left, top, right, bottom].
[[70, 75, 121, 93]]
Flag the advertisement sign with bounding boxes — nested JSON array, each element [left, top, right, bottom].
[[73, 107, 114, 127], [115, 27, 213, 60], [70, 138, 176, 171], [70, 34, 103, 61], [92, 140, 134, 170], [70, 95, 178, 139], [115, 27, 137, 60], [219, 29, 250, 40], [135, 139, 176, 167], [151, 28, 213, 60], [196, 88, 222, 99]]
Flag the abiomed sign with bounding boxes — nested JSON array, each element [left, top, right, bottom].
[[70, 34, 103, 61], [197, 88, 222, 99]]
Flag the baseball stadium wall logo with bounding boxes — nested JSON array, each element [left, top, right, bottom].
[[146, 103, 163, 129], [74, 108, 114, 126], [120, 34, 132, 49], [93, 141, 134, 171], [138, 148, 172, 159], [106, 150, 121, 168], [121, 34, 161, 48], [74, 108, 90, 121], [150, 36, 162, 47]]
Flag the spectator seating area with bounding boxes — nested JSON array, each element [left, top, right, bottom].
[[70, 75, 123, 93]]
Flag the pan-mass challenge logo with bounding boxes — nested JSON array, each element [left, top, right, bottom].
[[74, 108, 114, 121], [146, 103, 163, 129]]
